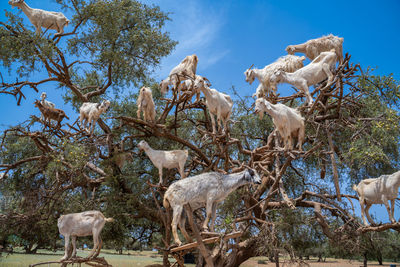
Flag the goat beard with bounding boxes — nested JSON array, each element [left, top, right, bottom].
[[258, 112, 264, 120]]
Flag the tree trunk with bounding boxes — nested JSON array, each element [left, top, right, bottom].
[[269, 254, 275, 262], [318, 254, 322, 262], [215, 239, 258, 267], [376, 250, 383, 265], [274, 250, 279, 267], [363, 252, 368, 267]]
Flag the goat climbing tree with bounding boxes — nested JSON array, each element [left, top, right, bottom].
[[1, 0, 400, 267]]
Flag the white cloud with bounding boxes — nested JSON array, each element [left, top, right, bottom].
[[199, 49, 230, 71], [151, 0, 228, 78]]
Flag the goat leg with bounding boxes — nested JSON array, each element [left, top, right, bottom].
[[93, 237, 102, 258]]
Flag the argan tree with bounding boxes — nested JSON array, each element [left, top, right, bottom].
[[1, 1, 400, 267]]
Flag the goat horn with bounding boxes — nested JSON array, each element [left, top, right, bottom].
[[248, 64, 254, 70], [203, 77, 211, 86]]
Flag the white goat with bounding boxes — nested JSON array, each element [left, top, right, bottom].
[[159, 76, 173, 95], [270, 50, 337, 105], [39, 92, 55, 120], [286, 34, 344, 64], [136, 87, 156, 123], [79, 100, 111, 134], [40, 92, 55, 109], [160, 54, 198, 94], [177, 76, 203, 102], [193, 75, 233, 134], [244, 55, 306, 98], [137, 140, 188, 185], [255, 98, 305, 151], [353, 171, 400, 226], [57, 210, 114, 260], [163, 169, 261, 246], [8, 0, 69, 36]]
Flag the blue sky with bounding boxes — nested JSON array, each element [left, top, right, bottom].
[[1, 0, 400, 223]]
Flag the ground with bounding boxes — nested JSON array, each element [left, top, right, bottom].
[[0, 249, 398, 266], [242, 257, 398, 267]]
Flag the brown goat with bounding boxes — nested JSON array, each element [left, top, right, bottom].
[[34, 100, 69, 128]]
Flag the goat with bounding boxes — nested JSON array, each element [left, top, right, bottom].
[[136, 87, 156, 123], [163, 169, 261, 246], [159, 76, 173, 95], [57, 210, 114, 260], [137, 140, 188, 185], [270, 50, 337, 105], [34, 100, 68, 128], [353, 171, 400, 226], [193, 75, 233, 134], [255, 98, 305, 151], [286, 34, 344, 64], [40, 92, 55, 109], [244, 55, 306, 98], [79, 100, 110, 134], [160, 54, 199, 94], [39, 92, 55, 120], [177, 77, 202, 102], [8, 0, 69, 36]]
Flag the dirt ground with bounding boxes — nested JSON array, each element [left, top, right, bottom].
[[241, 257, 399, 267]]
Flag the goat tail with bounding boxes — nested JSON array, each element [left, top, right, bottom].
[[352, 184, 357, 192], [105, 217, 115, 223], [163, 195, 170, 210]]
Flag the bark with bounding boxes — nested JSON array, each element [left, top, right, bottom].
[[376, 250, 383, 265], [217, 239, 258, 267], [363, 252, 367, 267], [274, 250, 279, 267]]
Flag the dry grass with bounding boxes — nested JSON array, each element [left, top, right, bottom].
[[242, 257, 399, 267], [0, 249, 181, 267], [1, 250, 398, 267]]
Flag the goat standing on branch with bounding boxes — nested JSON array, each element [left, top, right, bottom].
[[40, 92, 55, 109], [57, 211, 114, 261], [177, 75, 203, 102], [79, 100, 110, 134], [136, 87, 156, 123], [160, 54, 198, 94], [163, 169, 261, 246], [137, 140, 188, 185], [8, 0, 69, 36], [353, 171, 400, 226], [255, 98, 305, 151], [244, 55, 306, 99], [34, 100, 68, 128], [193, 75, 233, 134], [286, 34, 344, 64], [39, 92, 55, 120], [270, 49, 337, 105]]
